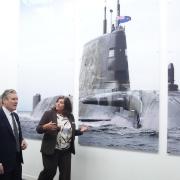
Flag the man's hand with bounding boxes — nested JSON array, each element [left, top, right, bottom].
[[0, 163, 4, 175], [21, 139, 28, 150]]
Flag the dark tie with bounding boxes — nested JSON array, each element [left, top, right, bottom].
[[11, 112, 20, 152]]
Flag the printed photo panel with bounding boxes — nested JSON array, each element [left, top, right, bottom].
[[78, 0, 160, 153]]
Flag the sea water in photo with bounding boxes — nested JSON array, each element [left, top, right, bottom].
[[168, 91, 180, 155], [79, 91, 159, 153]]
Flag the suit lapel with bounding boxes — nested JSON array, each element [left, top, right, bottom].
[[0, 108, 16, 138]]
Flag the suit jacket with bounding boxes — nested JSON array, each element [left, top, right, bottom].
[[36, 109, 82, 155], [0, 108, 23, 173]]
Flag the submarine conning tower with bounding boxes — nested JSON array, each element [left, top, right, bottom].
[[33, 93, 41, 110], [168, 63, 178, 91], [101, 0, 130, 91], [80, 1, 130, 97], [106, 28, 130, 91]]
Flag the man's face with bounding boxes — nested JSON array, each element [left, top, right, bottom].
[[3, 93, 18, 112]]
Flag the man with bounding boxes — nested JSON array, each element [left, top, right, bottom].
[[0, 89, 27, 180]]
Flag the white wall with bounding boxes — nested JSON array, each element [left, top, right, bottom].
[[0, 0, 18, 92], [22, 139, 180, 180]]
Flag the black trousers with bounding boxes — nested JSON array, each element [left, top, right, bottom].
[[38, 149, 71, 180], [0, 153, 22, 180]]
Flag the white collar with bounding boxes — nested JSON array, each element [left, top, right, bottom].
[[2, 106, 12, 116]]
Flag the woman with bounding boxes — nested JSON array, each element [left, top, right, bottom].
[[36, 96, 87, 180]]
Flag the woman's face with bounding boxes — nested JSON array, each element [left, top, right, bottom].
[[55, 98, 64, 112]]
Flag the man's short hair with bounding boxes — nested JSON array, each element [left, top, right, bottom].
[[1, 89, 17, 102]]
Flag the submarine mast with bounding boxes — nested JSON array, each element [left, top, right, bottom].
[[103, 2, 107, 34], [116, 0, 120, 28]]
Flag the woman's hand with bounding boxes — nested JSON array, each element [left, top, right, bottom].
[[79, 125, 88, 132], [43, 121, 58, 131]]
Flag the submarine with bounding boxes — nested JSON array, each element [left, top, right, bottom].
[[78, 0, 150, 129]]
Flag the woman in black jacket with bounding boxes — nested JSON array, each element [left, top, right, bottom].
[[36, 96, 87, 180]]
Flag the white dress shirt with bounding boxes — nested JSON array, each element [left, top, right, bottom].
[[2, 106, 19, 133]]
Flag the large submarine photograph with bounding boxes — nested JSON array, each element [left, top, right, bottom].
[[78, 0, 160, 153]]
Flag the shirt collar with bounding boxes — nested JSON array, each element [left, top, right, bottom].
[[2, 106, 12, 116]]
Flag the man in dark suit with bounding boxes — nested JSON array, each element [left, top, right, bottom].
[[0, 89, 27, 180]]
